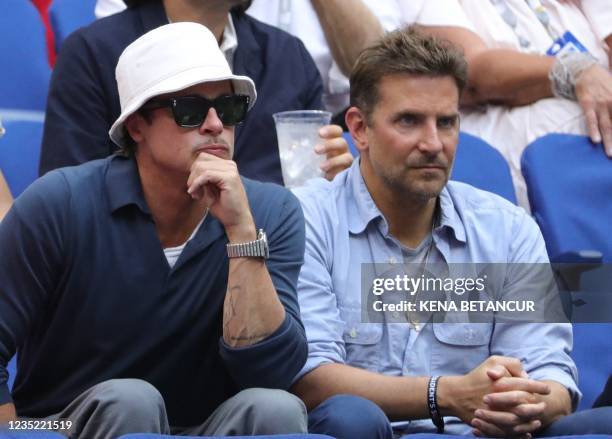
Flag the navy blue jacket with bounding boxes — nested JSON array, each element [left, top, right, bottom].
[[0, 155, 307, 426], [40, 1, 324, 184]]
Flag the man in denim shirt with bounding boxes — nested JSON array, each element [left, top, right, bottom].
[[292, 28, 612, 438]]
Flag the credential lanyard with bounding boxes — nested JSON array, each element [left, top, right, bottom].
[[489, 0, 560, 49]]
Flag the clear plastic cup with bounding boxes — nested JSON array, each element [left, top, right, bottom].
[[273, 110, 332, 188]]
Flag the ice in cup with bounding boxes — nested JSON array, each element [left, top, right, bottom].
[[273, 110, 332, 188]]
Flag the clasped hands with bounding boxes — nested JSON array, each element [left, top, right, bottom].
[[442, 356, 551, 439]]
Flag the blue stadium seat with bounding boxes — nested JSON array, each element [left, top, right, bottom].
[[522, 133, 612, 410], [0, 0, 51, 111], [343, 131, 517, 204], [0, 116, 45, 198], [522, 134, 612, 261], [49, 0, 97, 52], [452, 132, 516, 204]]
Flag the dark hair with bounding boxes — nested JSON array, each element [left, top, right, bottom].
[[117, 110, 154, 157], [350, 26, 468, 121], [125, 0, 252, 15], [231, 0, 252, 15]]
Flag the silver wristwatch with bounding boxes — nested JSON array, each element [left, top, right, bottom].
[[226, 229, 269, 259]]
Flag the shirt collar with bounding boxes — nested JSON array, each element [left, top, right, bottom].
[[105, 155, 151, 215], [346, 159, 384, 235], [437, 185, 467, 243], [346, 159, 467, 243], [220, 13, 238, 69]]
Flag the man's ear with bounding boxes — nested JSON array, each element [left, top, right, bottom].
[[124, 113, 144, 143], [345, 107, 369, 153]]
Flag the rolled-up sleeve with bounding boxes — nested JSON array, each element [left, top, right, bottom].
[[219, 188, 308, 390], [491, 211, 580, 408], [292, 185, 347, 383]]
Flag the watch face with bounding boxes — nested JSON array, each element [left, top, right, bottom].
[[258, 229, 269, 259]]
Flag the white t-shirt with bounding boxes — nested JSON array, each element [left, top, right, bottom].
[[163, 215, 206, 268], [579, 0, 612, 44], [397, 0, 475, 31], [247, 0, 401, 114]]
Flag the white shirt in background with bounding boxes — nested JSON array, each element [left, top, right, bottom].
[[247, 0, 401, 114]]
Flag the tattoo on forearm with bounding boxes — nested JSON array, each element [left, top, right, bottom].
[[223, 285, 270, 343], [223, 286, 240, 334]]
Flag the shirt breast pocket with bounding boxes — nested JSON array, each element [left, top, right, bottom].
[[340, 306, 383, 372], [431, 323, 493, 374]]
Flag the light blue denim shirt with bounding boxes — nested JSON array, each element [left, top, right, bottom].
[[293, 159, 579, 435]]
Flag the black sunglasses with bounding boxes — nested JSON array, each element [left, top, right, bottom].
[[140, 94, 249, 127]]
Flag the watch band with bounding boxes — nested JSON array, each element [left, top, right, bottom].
[[226, 229, 269, 259]]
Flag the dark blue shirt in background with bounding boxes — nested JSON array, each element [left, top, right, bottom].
[[0, 155, 307, 427], [39, 0, 324, 183]]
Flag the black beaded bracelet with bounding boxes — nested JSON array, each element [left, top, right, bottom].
[[427, 375, 445, 433]]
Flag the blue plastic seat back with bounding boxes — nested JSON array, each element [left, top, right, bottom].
[[522, 134, 612, 261], [342, 131, 516, 204], [571, 323, 612, 410], [49, 0, 97, 52], [0, 0, 51, 111], [0, 117, 44, 198], [522, 134, 612, 410], [452, 132, 516, 204]]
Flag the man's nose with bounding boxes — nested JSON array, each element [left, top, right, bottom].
[[417, 121, 444, 154], [199, 107, 224, 135]]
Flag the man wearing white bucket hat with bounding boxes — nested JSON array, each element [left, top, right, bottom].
[[0, 22, 309, 438], [41, 0, 353, 185]]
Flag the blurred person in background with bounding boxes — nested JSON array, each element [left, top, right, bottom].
[[41, 0, 352, 184], [396, 0, 612, 209], [246, 0, 400, 126], [95, 0, 401, 127]]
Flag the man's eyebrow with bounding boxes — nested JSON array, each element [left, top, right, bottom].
[[393, 110, 459, 118], [438, 112, 460, 119]]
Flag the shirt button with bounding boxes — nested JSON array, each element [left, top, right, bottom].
[[349, 328, 358, 338]]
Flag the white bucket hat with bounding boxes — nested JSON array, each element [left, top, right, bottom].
[[109, 22, 257, 147]]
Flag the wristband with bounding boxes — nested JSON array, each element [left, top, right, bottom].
[[549, 51, 597, 100], [427, 375, 444, 433]]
